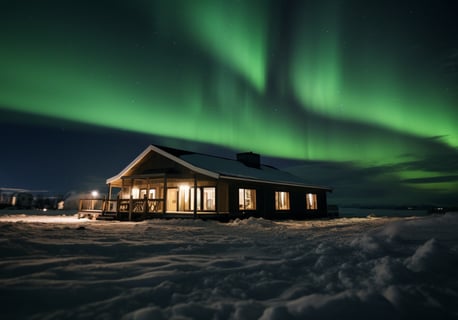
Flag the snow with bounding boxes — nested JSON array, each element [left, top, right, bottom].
[[1, 211, 457, 319], [181, 153, 324, 189]]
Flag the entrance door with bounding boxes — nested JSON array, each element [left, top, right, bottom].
[[167, 188, 178, 212]]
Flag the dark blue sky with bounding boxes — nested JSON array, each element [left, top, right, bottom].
[[1, 0, 457, 206]]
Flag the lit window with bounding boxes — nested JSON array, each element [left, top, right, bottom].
[[306, 193, 318, 210], [149, 189, 156, 199], [131, 188, 140, 199], [190, 187, 201, 211], [203, 187, 216, 211], [239, 188, 256, 210], [178, 185, 200, 211], [178, 185, 191, 211], [121, 187, 130, 199], [275, 191, 290, 210]]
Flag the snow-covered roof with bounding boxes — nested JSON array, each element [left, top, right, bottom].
[[107, 145, 331, 191], [106, 145, 219, 184], [180, 153, 331, 190]]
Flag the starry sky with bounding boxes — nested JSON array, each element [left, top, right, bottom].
[[1, 0, 457, 206]]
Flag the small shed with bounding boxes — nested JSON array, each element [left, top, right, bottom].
[[96, 145, 332, 220]]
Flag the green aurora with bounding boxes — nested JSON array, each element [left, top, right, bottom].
[[1, 0, 457, 201]]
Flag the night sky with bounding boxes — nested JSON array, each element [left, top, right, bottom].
[[1, 0, 457, 206]]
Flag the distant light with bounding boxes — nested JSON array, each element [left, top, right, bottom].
[[91, 190, 99, 198]]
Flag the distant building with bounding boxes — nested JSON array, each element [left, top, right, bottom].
[[11, 192, 34, 209], [85, 145, 332, 220], [0, 188, 29, 209], [0, 188, 14, 208], [0, 188, 63, 210]]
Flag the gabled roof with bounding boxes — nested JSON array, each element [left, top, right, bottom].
[[106, 145, 219, 183], [107, 145, 332, 191]]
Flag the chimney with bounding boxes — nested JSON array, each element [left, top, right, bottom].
[[237, 152, 261, 168]]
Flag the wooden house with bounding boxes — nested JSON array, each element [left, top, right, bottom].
[[93, 145, 332, 220]]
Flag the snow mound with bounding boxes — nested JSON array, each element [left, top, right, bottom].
[[1, 213, 457, 319]]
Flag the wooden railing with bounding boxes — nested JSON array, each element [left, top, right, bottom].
[[117, 198, 164, 213], [104, 200, 118, 213], [79, 197, 164, 215], [79, 199, 104, 212]]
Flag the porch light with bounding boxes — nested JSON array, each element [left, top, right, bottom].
[[91, 190, 99, 198]]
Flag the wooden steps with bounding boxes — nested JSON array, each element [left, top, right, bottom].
[[96, 212, 117, 221]]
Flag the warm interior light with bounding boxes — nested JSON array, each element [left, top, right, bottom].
[[306, 193, 318, 210], [179, 185, 190, 192], [131, 188, 140, 199]]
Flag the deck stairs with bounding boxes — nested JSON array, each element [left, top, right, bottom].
[[96, 212, 117, 221]]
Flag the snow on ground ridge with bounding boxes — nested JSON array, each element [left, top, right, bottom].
[[0, 213, 457, 319]]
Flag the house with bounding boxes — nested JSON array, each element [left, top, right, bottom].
[[90, 145, 332, 220], [11, 192, 34, 209], [0, 188, 33, 209]]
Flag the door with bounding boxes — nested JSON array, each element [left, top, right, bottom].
[[167, 188, 178, 212]]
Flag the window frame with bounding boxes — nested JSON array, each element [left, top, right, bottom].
[[202, 187, 216, 211], [275, 191, 291, 211], [306, 193, 318, 210], [238, 188, 257, 210]]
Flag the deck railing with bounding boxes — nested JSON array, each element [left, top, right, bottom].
[[117, 198, 164, 213], [79, 199, 105, 212], [79, 197, 164, 215]]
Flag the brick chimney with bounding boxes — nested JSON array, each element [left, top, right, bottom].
[[236, 152, 261, 168]]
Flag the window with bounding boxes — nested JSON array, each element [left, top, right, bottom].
[[306, 193, 318, 210], [178, 185, 191, 211], [139, 188, 156, 199], [239, 188, 256, 210], [275, 191, 290, 210], [203, 187, 216, 211], [177, 185, 199, 211], [190, 187, 201, 211], [131, 187, 140, 199], [169, 186, 216, 212]]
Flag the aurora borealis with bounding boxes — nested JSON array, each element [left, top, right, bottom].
[[1, 0, 457, 205]]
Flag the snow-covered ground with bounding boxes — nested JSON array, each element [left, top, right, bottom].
[[0, 211, 457, 320]]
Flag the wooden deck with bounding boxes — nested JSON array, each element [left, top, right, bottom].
[[79, 197, 229, 221]]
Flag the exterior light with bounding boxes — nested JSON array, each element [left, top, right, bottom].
[[91, 190, 99, 198]]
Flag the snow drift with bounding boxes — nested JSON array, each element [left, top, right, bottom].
[[0, 212, 457, 319]]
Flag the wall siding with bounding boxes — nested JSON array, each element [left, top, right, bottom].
[[223, 179, 329, 219]]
